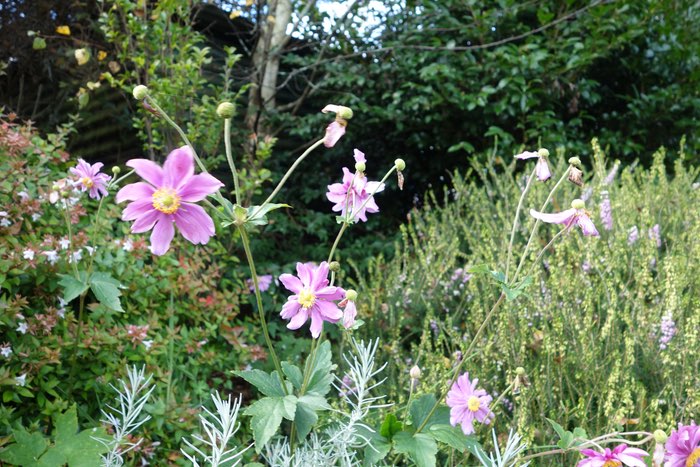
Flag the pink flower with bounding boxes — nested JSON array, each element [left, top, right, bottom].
[[530, 199, 600, 237], [578, 444, 648, 467], [665, 422, 700, 467], [353, 148, 366, 164], [69, 159, 111, 199], [445, 372, 494, 435], [339, 289, 358, 329], [326, 152, 385, 222], [116, 146, 224, 256], [247, 274, 273, 292], [322, 104, 351, 148], [515, 148, 551, 181], [278, 262, 345, 338]]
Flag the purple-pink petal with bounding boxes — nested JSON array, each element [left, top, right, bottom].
[[163, 146, 195, 189], [296, 262, 313, 288], [535, 157, 552, 181], [315, 299, 342, 322], [353, 149, 366, 164], [324, 121, 346, 148], [343, 301, 357, 328], [288, 307, 309, 330], [309, 310, 325, 338], [576, 214, 600, 237], [514, 150, 539, 160], [150, 218, 175, 256], [179, 173, 224, 202], [116, 182, 155, 203], [131, 209, 162, 233], [126, 159, 164, 187], [530, 208, 577, 225], [279, 273, 303, 294], [174, 203, 215, 245], [122, 199, 155, 221]]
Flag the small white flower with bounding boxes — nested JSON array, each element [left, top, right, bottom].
[[59, 238, 71, 250], [143, 340, 154, 350], [42, 250, 59, 265], [58, 297, 67, 307], [23, 249, 35, 261], [0, 344, 12, 358], [0, 218, 11, 227], [49, 191, 60, 204], [0, 211, 7, 217], [85, 246, 97, 256], [16, 322, 28, 334], [18, 191, 30, 201], [31, 212, 42, 222], [57, 308, 65, 319], [15, 373, 27, 386], [122, 238, 134, 252], [69, 249, 83, 263]]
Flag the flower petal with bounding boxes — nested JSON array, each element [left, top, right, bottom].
[[576, 213, 600, 237], [287, 307, 308, 330], [150, 217, 175, 256], [131, 209, 162, 233], [116, 182, 155, 203], [514, 150, 539, 160], [127, 159, 164, 186], [179, 173, 224, 202], [536, 158, 552, 181], [530, 208, 577, 225], [315, 299, 342, 322], [279, 273, 303, 294], [163, 146, 195, 189], [122, 199, 155, 221], [324, 121, 345, 148], [309, 310, 324, 338], [173, 203, 215, 245], [296, 262, 313, 288], [353, 149, 366, 164], [281, 299, 301, 320]]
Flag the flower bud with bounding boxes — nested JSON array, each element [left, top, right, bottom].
[[653, 429, 667, 444], [329, 261, 341, 272], [337, 106, 353, 120], [345, 289, 358, 301], [111, 166, 121, 175], [538, 148, 550, 158], [132, 85, 148, 100], [571, 199, 585, 210], [516, 366, 526, 376], [216, 102, 236, 119], [354, 161, 366, 173], [568, 156, 582, 168], [52, 184, 61, 191], [395, 158, 406, 171], [409, 365, 421, 380]]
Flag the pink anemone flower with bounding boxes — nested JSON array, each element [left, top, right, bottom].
[[665, 422, 700, 467], [327, 150, 385, 222], [530, 199, 600, 237], [69, 159, 111, 199], [278, 261, 345, 338], [322, 104, 351, 148], [515, 148, 551, 181], [577, 444, 648, 467], [445, 372, 494, 435], [116, 146, 224, 256]]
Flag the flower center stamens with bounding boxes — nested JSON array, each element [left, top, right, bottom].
[[687, 448, 700, 467], [152, 188, 181, 214], [467, 396, 481, 412], [602, 461, 622, 467], [80, 177, 94, 188], [298, 288, 316, 309]]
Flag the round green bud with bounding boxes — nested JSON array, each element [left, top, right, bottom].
[[516, 367, 526, 376], [355, 162, 366, 172], [395, 158, 406, 171], [409, 365, 422, 380], [345, 289, 358, 301], [571, 199, 585, 210], [111, 166, 121, 175], [538, 148, 550, 158], [132, 85, 148, 100], [568, 156, 582, 168], [329, 261, 341, 272], [52, 184, 61, 191], [216, 102, 236, 119], [653, 429, 667, 443], [337, 106, 353, 120]]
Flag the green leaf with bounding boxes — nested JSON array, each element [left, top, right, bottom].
[[409, 394, 450, 431], [58, 273, 88, 303], [89, 272, 124, 312], [393, 432, 437, 467], [489, 270, 506, 284], [245, 396, 297, 452], [37, 405, 109, 467], [466, 264, 490, 275], [428, 424, 487, 460], [281, 362, 303, 391], [306, 340, 335, 396], [234, 369, 287, 397], [33, 37, 47, 50], [293, 394, 329, 441], [379, 413, 403, 439], [356, 425, 390, 466], [501, 275, 533, 302], [246, 203, 290, 226], [0, 427, 48, 464], [546, 417, 575, 449]]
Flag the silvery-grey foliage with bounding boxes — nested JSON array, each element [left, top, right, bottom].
[[473, 429, 530, 467]]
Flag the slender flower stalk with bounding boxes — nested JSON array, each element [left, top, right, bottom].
[[224, 118, 241, 206], [505, 166, 537, 282]]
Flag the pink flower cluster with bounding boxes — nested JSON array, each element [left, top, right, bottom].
[[578, 444, 648, 467], [326, 149, 384, 222]]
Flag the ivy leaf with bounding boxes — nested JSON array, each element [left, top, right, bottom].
[[234, 369, 287, 397], [393, 432, 438, 467], [409, 394, 450, 431], [0, 427, 48, 464], [306, 340, 335, 396], [379, 413, 403, 440], [89, 272, 124, 312], [245, 396, 297, 453], [58, 273, 89, 303]]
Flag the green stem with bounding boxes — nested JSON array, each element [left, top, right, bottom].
[[237, 225, 286, 391], [62, 204, 80, 279], [224, 118, 241, 206], [403, 378, 417, 426], [523, 227, 569, 279], [327, 223, 349, 265], [69, 292, 87, 382], [85, 196, 106, 276], [250, 139, 326, 219], [505, 167, 537, 282], [510, 167, 570, 285], [107, 169, 135, 189], [415, 293, 506, 434]]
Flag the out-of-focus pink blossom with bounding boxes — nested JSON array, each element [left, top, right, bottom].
[[69, 159, 111, 199], [530, 199, 600, 237]]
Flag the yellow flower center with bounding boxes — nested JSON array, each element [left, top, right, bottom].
[[687, 448, 700, 467], [467, 396, 481, 412], [602, 460, 621, 467], [298, 288, 316, 309], [80, 177, 94, 188], [152, 188, 181, 214]]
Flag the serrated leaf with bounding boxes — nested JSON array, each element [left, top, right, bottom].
[[281, 362, 303, 391], [356, 425, 390, 466], [409, 394, 450, 431], [490, 270, 506, 284], [0, 427, 48, 464], [306, 340, 335, 396], [379, 413, 403, 439], [58, 273, 89, 303], [89, 272, 124, 312], [546, 417, 575, 449], [234, 369, 287, 397], [245, 396, 298, 453], [38, 405, 109, 466], [393, 432, 437, 467], [293, 394, 329, 441]]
